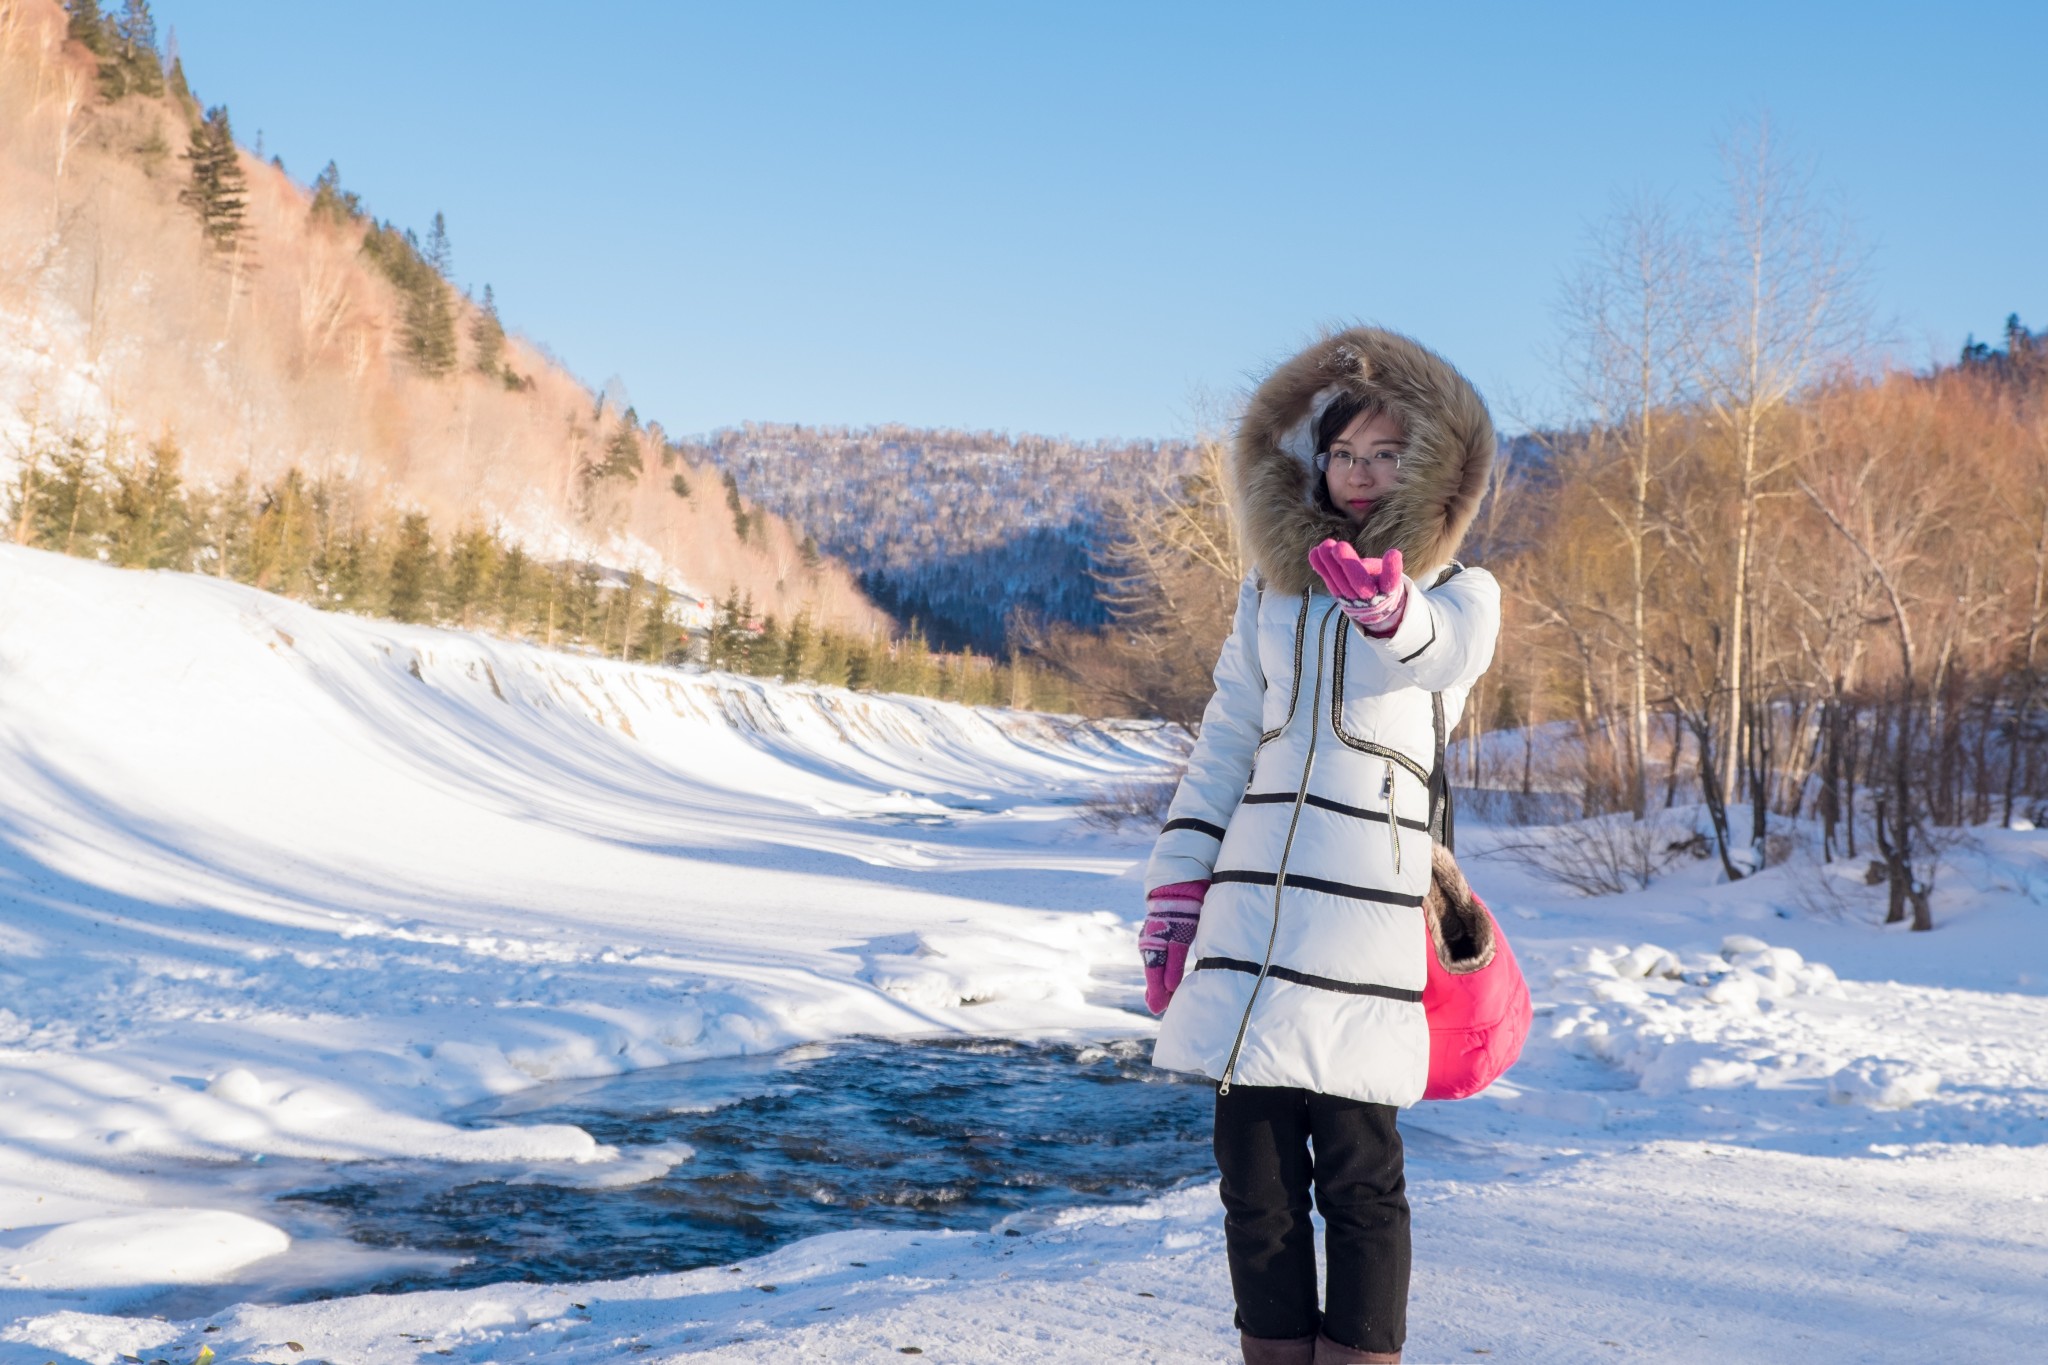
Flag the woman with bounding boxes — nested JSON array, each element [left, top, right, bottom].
[[1139, 328, 1500, 1365]]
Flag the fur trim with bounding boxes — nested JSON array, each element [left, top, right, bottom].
[[1235, 328, 1495, 595], [1424, 842, 1496, 974]]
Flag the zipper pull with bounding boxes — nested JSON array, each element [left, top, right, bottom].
[[1384, 760, 1401, 876]]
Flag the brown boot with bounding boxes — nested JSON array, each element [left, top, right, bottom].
[[1313, 1332, 1401, 1364], [1239, 1330, 1317, 1365]]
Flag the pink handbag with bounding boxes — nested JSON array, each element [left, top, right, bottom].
[[1419, 842, 1532, 1100]]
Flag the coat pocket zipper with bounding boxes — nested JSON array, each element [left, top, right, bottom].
[[1382, 760, 1401, 877]]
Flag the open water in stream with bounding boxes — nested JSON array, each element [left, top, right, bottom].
[[275, 1036, 1217, 1297]]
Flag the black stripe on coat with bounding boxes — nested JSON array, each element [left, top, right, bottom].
[[1398, 617, 1437, 663], [1161, 817, 1227, 840], [1210, 869, 1426, 907], [1194, 955, 1424, 1003], [1239, 791, 1430, 832]]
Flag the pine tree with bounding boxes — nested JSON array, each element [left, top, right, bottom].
[[669, 472, 692, 499], [403, 231, 457, 376], [812, 629, 850, 687], [495, 543, 531, 633], [31, 435, 110, 555], [362, 224, 457, 377], [722, 470, 751, 541], [845, 635, 877, 692], [445, 526, 498, 627], [471, 284, 506, 376], [708, 586, 743, 670], [590, 420, 643, 486], [319, 525, 373, 610], [735, 595, 762, 673], [781, 610, 812, 680], [385, 512, 438, 622], [425, 211, 452, 277], [248, 469, 318, 595], [166, 53, 196, 117], [564, 560, 602, 640], [608, 569, 646, 659], [751, 614, 783, 676], [106, 0, 163, 98], [309, 161, 362, 224], [199, 471, 255, 580], [180, 106, 248, 253], [66, 0, 110, 56], [638, 583, 678, 662]]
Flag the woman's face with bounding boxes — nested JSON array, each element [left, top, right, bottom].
[[1323, 408, 1405, 522]]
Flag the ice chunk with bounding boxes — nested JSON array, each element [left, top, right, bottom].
[[1720, 933, 1770, 958]]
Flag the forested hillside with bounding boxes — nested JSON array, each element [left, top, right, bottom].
[[0, 0, 888, 657], [689, 424, 1196, 650]]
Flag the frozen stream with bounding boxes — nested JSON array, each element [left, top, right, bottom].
[[263, 1036, 1216, 1298]]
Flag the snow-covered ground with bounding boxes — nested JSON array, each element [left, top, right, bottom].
[[2, 543, 2045, 1363]]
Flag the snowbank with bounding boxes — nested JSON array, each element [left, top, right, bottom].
[[0, 546, 1178, 1315], [3, 544, 2047, 1361]]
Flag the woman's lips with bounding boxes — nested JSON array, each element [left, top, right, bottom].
[[1347, 498, 1372, 509]]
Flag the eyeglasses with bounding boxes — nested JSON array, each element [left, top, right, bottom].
[[1315, 450, 1401, 473]]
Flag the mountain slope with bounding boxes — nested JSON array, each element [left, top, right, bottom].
[[0, 0, 883, 633]]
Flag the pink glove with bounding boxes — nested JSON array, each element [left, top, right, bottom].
[[1140, 881, 1207, 1014], [1309, 540, 1408, 636]]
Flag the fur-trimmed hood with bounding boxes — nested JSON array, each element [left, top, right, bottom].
[[1235, 328, 1495, 596]]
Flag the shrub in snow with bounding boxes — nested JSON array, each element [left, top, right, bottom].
[[1079, 776, 1181, 831], [1484, 813, 1693, 896], [1827, 1058, 1941, 1109]]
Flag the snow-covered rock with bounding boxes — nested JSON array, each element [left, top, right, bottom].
[[1827, 1058, 1943, 1109]]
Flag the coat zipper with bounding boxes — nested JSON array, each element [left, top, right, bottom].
[[1218, 601, 1338, 1097]]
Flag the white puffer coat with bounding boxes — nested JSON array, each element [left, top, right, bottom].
[[1146, 328, 1501, 1107]]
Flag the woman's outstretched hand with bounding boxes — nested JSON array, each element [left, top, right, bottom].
[[1309, 540, 1408, 636], [1140, 882, 1207, 1014]]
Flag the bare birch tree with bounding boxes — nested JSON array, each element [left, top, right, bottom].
[[1795, 384, 1961, 929], [1692, 118, 1868, 861], [1556, 194, 1696, 817]]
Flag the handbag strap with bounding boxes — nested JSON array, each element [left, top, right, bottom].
[[1423, 561, 1462, 855], [1429, 691, 1455, 853]]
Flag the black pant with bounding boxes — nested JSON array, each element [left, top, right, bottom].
[[1214, 1084, 1410, 1352]]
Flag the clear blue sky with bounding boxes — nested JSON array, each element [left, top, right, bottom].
[[158, 1, 2044, 441]]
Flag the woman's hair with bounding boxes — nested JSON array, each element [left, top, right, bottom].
[[1310, 393, 1390, 516]]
